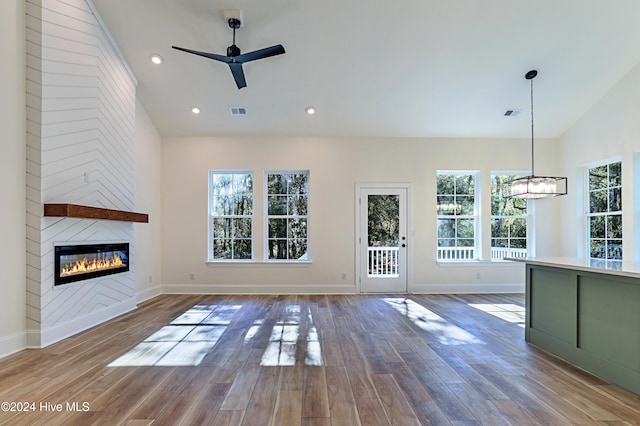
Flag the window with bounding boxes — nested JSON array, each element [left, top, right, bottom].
[[491, 174, 528, 260], [587, 161, 622, 260], [208, 171, 253, 260], [266, 171, 309, 260], [437, 172, 477, 260]]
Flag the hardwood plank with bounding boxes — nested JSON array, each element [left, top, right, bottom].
[[444, 382, 510, 425], [83, 367, 175, 424], [219, 363, 262, 410], [371, 374, 421, 425], [126, 366, 215, 422], [387, 361, 452, 425], [242, 366, 281, 426], [469, 363, 583, 425], [354, 398, 390, 426], [319, 329, 344, 367], [302, 367, 330, 419], [273, 390, 303, 426], [488, 399, 542, 426], [280, 361, 305, 391], [301, 418, 331, 426], [211, 410, 245, 426], [334, 331, 377, 399], [325, 366, 360, 426]]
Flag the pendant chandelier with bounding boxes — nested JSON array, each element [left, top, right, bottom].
[[505, 70, 567, 199]]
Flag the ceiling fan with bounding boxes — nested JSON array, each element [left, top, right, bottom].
[[172, 17, 285, 89]]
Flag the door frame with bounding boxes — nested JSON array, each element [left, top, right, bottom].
[[355, 183, 412, 293]]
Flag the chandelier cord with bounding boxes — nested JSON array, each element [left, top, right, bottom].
[[530, 76, 535, 176]]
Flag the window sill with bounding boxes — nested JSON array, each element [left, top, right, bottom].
[[206, 260, 312, 266], [437, 260, 523, 267]]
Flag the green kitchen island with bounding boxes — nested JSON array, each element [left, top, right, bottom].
[[508, 257, 640, 395]]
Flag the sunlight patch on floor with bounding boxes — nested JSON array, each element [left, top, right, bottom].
[[258, 304, 323, 367], [468, 303, 525, 328], [384, 298, 483, 345], [108, 304, 241, 367]]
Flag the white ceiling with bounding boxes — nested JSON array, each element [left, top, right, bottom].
[[91, 0, 640, 139]]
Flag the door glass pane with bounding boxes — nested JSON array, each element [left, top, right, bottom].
[[367, 194, 400, 277], [368, 195, 399, 247]]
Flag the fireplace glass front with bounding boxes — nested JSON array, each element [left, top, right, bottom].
[[54, 243, 129, 286]]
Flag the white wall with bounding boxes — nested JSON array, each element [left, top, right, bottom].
[[161, 135, 561, 294], [0, 0, 27, 358], [558, 62, 640, 260], [135, 99, 163, 301]]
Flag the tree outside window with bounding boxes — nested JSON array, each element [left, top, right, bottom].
[[491, 175, 528, 260], [267, 171, 309, 260], [437, 172, 477, 260], [587, 161, 622, 260], [209, 172, 253, 260]]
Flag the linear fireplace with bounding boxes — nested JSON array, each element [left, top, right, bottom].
[[54, 243, 129, 286]]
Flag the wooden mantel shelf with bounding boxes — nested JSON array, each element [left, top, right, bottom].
[[44, 203, 149, 223]]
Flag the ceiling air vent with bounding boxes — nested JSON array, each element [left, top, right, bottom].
[[230, 107, 247, 116], [504, 109, 522, 117]]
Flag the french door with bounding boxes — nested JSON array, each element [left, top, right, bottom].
[[357, 185, 409, 293]]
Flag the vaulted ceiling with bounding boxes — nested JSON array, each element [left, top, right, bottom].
[[91, 0, 640, 139]]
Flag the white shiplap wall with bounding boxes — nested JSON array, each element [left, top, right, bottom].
[[26, 0, 138, 347]]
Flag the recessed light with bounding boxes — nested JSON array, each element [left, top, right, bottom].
[[305, 106, 316, 115], [150, 54, 163, 65], [191, 106, 201, 114]]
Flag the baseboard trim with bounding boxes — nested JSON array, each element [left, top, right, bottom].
[[162, 283, 357, 295], [38, 298, 138, 348], [411, 282, 525, 294], [137, 285, 162, 303], [0, 331, 27, 359], [161, 283, 523, 295]]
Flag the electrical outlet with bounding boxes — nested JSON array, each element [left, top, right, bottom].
[[476, 272, 481, 280], [148, 275, 153, 283], [189, 273, 195, 280], [341, 273, 347, 280]]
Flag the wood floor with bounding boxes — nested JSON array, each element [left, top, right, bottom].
[[1, 293, 639, 425]]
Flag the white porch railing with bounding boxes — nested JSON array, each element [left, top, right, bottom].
[[371, 246, 526, 268], [437, 247, 475, 260], [436, 247, 527, 261], [368, 247, 399, 277], [491, 247, 527, 260]]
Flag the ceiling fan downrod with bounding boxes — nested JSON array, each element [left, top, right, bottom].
[[227, 18, 241, 58]]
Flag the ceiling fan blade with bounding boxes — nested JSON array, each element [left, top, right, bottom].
[[235, 44, 285, 63], [228, 63, 247, 89], [172, 46, 231, 63]]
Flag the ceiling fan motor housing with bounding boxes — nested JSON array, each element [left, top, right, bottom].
[[228, 18, 242, 29], [227, 44, 241, 57]]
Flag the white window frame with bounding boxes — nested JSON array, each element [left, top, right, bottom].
[[490, 172, 529, 261], [585, 159, 622, 261], [207, 170, 254, 262], [436, 171, 480, 261], [264, 170, 310, 262]]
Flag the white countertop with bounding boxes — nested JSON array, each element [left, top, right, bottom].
[[505, 256, 640, 279]]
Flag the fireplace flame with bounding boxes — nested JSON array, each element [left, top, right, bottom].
[[61, 253, 124, 277]]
